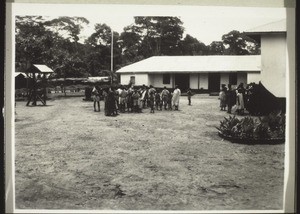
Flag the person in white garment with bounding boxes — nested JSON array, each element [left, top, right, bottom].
[[172, 85, 181, 110]]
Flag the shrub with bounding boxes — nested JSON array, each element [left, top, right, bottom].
[[217, 112, 285, 141]]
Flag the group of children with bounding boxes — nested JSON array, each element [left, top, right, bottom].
[[219, 83, 246, 115], [92, 85, 184, 116]]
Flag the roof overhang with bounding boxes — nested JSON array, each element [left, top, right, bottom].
[[25, 64, 54, 73]]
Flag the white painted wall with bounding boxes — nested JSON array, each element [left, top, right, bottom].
[[148, 73, 173, 88], [261, 34, 286, 97], [199, 73, 208, 90], [247, 73, 261, 84], [120, 73, 149, 86]]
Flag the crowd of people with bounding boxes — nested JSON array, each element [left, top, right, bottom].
[[219, 83, 249, 115], [91, 84, 183, 116], [91, 82, 254, 116]]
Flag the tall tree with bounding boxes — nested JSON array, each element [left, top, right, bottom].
[[85, 23, 122, 75], [133, 16, 184, 57], [44, 17, 89, 47], [222, 30, 260, 55], [119, 25, 143, 65], [179, 34, 209, 55], [208, 41, 225, 55]]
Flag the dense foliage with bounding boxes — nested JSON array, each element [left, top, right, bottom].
[[16, 16, 260, 79], [217, 112, 285, 142]]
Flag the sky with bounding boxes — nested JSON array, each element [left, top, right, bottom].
[[13, 3, 286, 45]]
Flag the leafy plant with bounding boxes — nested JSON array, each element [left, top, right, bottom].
[[217, 112, 285, 142]]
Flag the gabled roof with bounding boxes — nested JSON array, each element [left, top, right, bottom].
[[244, 19, 286, 35], [25, 64, 54, 73], [116, 55, 261, 74], [15, 72, 27, 77]]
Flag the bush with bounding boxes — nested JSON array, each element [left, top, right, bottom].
[[217, 112, 285, 142]]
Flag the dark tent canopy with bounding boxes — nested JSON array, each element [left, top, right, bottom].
[[246, 82, 286, 115]]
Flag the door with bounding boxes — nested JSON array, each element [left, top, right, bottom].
[[174, 74, 190, 92], [208, 73, 221, 92]]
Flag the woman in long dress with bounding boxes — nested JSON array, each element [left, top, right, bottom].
[[172, 85, 181, 110]]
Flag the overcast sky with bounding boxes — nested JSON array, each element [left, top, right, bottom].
[[13, 3, 286, 45]]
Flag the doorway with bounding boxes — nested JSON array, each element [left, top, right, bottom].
[[174, 74, 190, 91], [208, 73, 221, 92]]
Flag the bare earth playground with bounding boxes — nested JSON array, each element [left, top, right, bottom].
[[15, 94, 284, 210]]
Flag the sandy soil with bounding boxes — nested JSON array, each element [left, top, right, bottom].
[[14, 94, 284, 210]]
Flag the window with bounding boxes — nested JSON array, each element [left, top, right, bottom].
[[130, 76, 135, 85], [229, 73, 237, 85], [163, 74, 170, 84]]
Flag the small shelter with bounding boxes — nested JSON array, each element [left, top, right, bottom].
[[24, 64, 54, 106], [15, 72, 28, 89]]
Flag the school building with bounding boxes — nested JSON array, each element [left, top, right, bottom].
[[116, 19, 286, 97], [116, 55, 261, 92]]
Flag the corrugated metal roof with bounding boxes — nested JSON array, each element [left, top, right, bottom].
[[244, 19, 286, 34], [116, 55, 261, 73], [32, 64, 54, 73]]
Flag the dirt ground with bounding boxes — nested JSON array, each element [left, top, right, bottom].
[[14, 94, 285, 210]]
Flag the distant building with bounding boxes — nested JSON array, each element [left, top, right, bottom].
[[244, 19, 286, 98], [116, 55, 261, 92]]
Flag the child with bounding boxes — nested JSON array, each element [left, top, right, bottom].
[[187, 88, 192, 105], [219, 86, 227, 111], [92, 85, 101, 112]]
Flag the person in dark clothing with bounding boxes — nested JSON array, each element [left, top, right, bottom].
[[187, 88, 192, 105], [105, 87, 117, 116], [226, 84, 236, 114], [155, 90, 162, 111], [149, 90, 155, 113]]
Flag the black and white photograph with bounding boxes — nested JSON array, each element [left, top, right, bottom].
[[5, 0, 296, 213]]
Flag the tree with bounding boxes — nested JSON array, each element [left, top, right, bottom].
[[208, 41, 225, 55], [44, 16, 89, 46], [16, 16, 90, 79], [119, 25, 143, 65], [179, 34, 209, 55], [85, 23, 122, 76], [16, 16, 54, 67], [133, 16, 184, 57], [222, 30, 260, 55]]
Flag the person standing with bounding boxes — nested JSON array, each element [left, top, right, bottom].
[[219, 85, 227, 111], [187, 88, 192, 105], [236, 89, 245, 115], [155, 90, 162, 111], [119, 86, 127, 113], [226, 84, 236, 114], [149, 89, 155, 113], [92, 85, 101, 112], [132, 89, 141, 113], [161, 86, 169, 110], [106, 87, 117, 116], [172, 85, 181, 110]]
